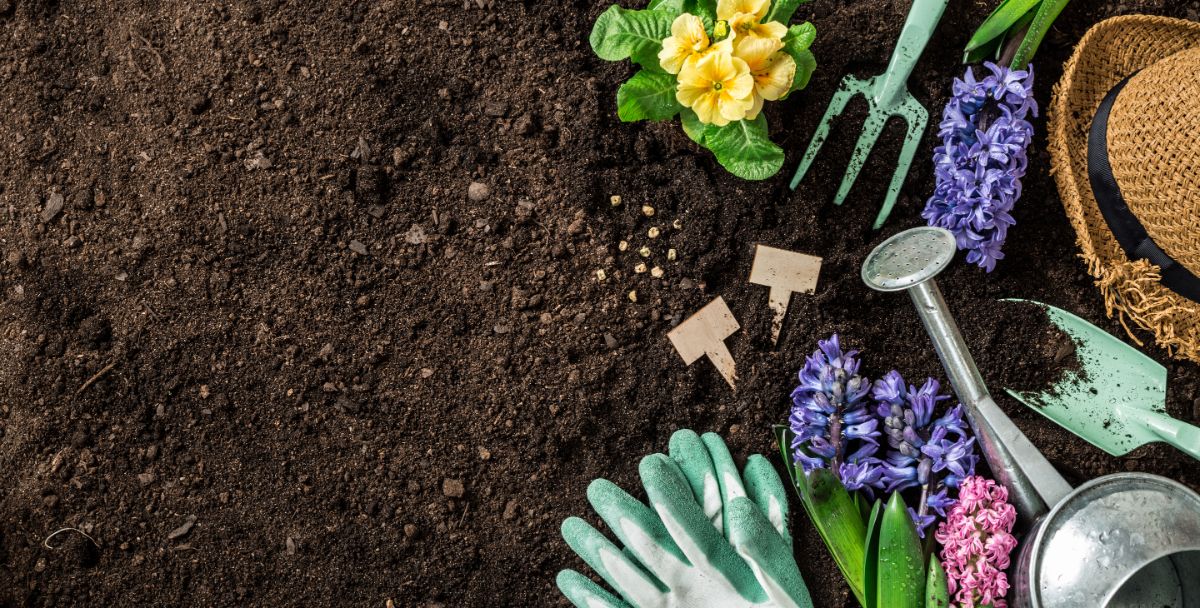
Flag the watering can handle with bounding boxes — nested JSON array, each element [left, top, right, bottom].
[[878, 0, 950, 105], [1136, 408, 1200, 462]]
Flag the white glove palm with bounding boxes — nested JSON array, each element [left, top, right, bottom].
[[557, 430, 812, 608]]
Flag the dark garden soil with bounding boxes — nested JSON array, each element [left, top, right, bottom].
[[2, 0, 1199, 606]]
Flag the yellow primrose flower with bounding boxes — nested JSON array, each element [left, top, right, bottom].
[[734, 36, 797, 118], [676, 40, 754, 126], [717, 0, 787, 43], [658, 14, 710, 74]]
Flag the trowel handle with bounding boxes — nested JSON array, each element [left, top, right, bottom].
[[908, 281, 1074, 526], [1137, 408, 1200, 462], [878, 0, 950, 103]]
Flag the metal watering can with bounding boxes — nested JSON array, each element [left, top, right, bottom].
[[861, 227, 1200, 607]]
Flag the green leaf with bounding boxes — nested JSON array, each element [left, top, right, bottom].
[[680, 108, 711, 144], [782, 21, 817, 51], [926, 555, 950, 608], [774, 426, 868, 606], [964, 0, 1040, 53], [703, 114, 784, 180], [781, 23, 817, 95], [1009, 0, 1070, 69], [765, 0, 808, 24], [877, 492, 926, 608], [617, 70, 682, 122], [589, 6, 674, 72], [647, 0, 686, 17], [688, 0, 718, 22], [863, 500, 883, 608]]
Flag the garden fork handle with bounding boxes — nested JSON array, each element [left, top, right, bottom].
[[876, 0, 950, 108]]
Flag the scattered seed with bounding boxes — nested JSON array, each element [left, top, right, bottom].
[[618, 240, 629, 252], [596, 269, 607, 282], [628, 290, 638, 302], [634, 263, 647, 274], [667, 248, 677, 261], [650, 266, 664, 278], [672, 219, 682, 229], [647, 227, 660, 238], [610, 195, 622, 206], [642, 205, 655, 217], [639, 246, 651, 258]]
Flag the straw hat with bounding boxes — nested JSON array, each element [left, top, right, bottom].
[[1049, 15, 1200, 363]]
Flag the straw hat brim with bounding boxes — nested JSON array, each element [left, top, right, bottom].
[[1049, 15, 1200, 362]]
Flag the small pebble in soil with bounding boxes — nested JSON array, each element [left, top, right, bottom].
[[467, 181, 490, 201], [638, 246, 650, 258], [604, 333, 618, 349], [650, 266, 663, 278], [610, 195, 621, 207], [167, 515, 197, 540], [595, 269, 606, 282], [647, 227, 660, 238], [628, 290, 637, 303], [442, 478, 465, 498], [349, 240, 368, 255], [667, 248, 677, 261], [634, 263, 647, 274], [404, 524, 419, 539], [642, 205, 655, 217], [618, 240, 628, 252], [41, 192, 64, 222]]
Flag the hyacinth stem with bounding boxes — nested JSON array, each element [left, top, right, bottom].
[[829, 414, 843, 471], [917, 483, 930, 519], [998, 24, 1026, 68]]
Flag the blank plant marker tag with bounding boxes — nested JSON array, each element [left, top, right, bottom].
[[667, 297, 740, 389], [749, 245, 822, 345]]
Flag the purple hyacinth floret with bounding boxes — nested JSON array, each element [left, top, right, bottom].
[[873, 371, 978, 537], [789, 334, 881, 490], [923, 62, 1037, 272]]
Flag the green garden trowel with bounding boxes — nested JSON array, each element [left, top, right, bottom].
[[1002, 300, 1200, 461]]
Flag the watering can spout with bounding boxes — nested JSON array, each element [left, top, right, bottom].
[[861, 227, 1073, 528]]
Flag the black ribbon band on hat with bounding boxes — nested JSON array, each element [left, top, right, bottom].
[[1088, 74, 1200, 303]]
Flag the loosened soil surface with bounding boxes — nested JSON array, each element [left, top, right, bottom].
[[2, 0, 1199, 606]]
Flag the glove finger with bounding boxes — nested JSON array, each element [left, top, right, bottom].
[[639, 453, 767, 603], [586, 478, 688, 586], [742, 454, 792, 548], [727, 497, 814, 608], [701, 432, 748, 538], [668, 429, 722, 531], [561, 516, 665, 608], [557, 569, 634, 608]]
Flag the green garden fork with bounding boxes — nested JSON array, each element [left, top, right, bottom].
[[790, 0, 949, 229]]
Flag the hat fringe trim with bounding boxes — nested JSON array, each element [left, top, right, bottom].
[[1088, 255, 1200, 361]]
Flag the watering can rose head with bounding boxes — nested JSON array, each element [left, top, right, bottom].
[[589, 0, 817, 180]]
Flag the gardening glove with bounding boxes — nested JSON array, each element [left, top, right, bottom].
[[557, 430, 813, 608]]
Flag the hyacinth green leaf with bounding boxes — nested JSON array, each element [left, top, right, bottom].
[[774, 426, 867, 606], [963, 0, 1040, 54], [616, 70, 683, 122], [1010, 0, 1071, 70], [862, 500, 883, 608], [590, 6, 674, 72], [765, 0, 809, 25], [926, 555, 951, 608], [703, 114, 784, 180], [680, 108, 711, 144], [877, 492, 925, 608]]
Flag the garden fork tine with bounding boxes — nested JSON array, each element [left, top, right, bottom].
[[789, 0, 949, 229]]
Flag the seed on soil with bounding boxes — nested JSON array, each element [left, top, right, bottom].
[[628, 290, 637, 302], [467, 181, 491, 201], [639, 246, 651, 258], [442, 478, 465, 498], [650, 266, 663, 278], [618, 240, 629, 252], [642, 205, 655, 217], [673, 219, 682, 229], [668, 248, 677, 261], [595, 269, 607, 282], [610, 195, 621, 206], [634, 263, 647, 274], [647, 227, 660, 238]]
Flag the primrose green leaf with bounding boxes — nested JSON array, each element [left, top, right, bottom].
[[681, 108, 711, 145], [765, 0, 808, 25], [964, 0, 1040, 54], [863, 500, 883, 608], [589, 6, 674, 72], [926, 555, 950, 608], [782, 22, 817, 51], [647, 0, 686, 17], [688, 0, 718, 22], [703, 114, 784, 180], [617, 70, 682, 122], [1009, 0, 1070, 70], [877, 492, 925, 608], [780, 23, 816, 95], [797, 467, 868, 606]]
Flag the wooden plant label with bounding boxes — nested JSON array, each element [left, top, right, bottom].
[[667, 297, 740, 389], [749, 245, 822, 345]]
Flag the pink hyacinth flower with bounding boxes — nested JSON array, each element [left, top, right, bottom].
[[935, 476, 1019, 608]]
